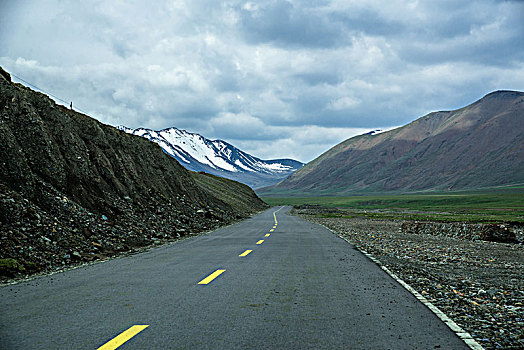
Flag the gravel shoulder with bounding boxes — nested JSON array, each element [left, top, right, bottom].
[[293, 209, 524, 350]]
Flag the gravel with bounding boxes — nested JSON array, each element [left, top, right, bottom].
[[293, 209, 524, 350], [0, 183, 245, 283]]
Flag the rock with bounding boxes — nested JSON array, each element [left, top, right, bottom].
[[479, 224, 517, 243], [401, 221, 520, 243]]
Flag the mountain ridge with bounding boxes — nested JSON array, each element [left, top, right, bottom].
[[117, 125, 304, 189], [260, 90, 524, 196], [0, 65, 267, 278]]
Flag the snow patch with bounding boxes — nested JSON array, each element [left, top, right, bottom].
[[235, 159, 255, 172], [119, 125, 303, 177]]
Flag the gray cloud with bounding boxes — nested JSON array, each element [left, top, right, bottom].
[[238, 1, 347, 48], [1, 0, 523, 162]]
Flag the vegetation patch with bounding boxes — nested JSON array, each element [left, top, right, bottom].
[[262, 193, 524, 224], [0, 258, 25, 277]]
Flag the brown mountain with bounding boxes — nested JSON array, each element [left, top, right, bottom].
[[0, 66, 267, 278], [260, 90, 524, 195]]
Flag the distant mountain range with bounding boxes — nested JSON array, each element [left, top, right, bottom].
[[117, 126, 304, 189], [260, 90, 524, 196]]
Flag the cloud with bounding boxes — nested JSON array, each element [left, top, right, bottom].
[[237, 1, 348, 48], [328, 96, 362, 110], [1, 0, 523, 162], [207, 112, 282, 141], [232, 125, 388, 162]]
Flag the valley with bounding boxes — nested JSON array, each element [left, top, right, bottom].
[[2, 1, 523, 349], [1, 61, 522, 349]]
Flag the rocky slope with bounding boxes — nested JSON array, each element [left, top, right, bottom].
[[260, 90, 524, 195], [118, 126, 304, 189], [0, 66, 267, 280]]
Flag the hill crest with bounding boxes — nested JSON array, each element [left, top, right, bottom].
[[260, 90, 524, 195], [0, 65, 267, 278]]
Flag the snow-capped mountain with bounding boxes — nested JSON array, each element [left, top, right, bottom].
[[117, 126, 304, 189]]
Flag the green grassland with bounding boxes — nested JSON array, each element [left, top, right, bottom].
[[261, 192, 524, 223]]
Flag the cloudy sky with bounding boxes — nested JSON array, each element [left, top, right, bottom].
[[1, 1, 523, 162]]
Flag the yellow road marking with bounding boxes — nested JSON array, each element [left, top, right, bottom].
[[98, 325, 149, 350], [239, 250, 252, 257], [273, 225, 277, 229], [198, 269, 226, 284], [273, 206, 283, 225], [256, 240, 264, 245], [270, 229, 274, 232], [265, 234, 270, 237]]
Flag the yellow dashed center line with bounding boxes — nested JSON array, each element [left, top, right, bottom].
[[273, 206, 283, 225], [198, 269, 226, 284], [98, 207, 285, 345], [97, 325, 149, 350], [239, 249, 252, 257]]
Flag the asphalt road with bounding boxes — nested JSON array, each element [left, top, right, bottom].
[[0, 207, 469, 349]]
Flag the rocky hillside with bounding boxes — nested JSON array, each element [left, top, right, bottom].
[[260, 90, 524, 195], [0, 66, 267, 280], [118, 126, 304, 189]]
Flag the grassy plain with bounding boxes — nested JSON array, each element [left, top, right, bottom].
[[261, 192, 524, 223]]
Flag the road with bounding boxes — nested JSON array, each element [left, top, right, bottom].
[[0, 207, 469, 349]]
